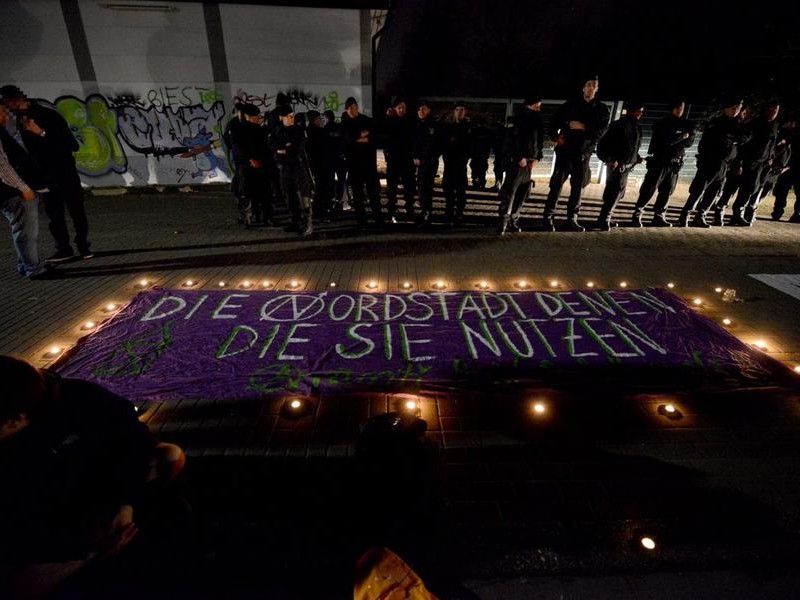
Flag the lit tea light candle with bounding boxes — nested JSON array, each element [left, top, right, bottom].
[[640, 537, 656, 551], [137, 278, 149, 288], [104, 302, 118, 312], [183, 279, 195, 287], [366, 281, 378, 290], [532, 402, 546, 415], [289, 399, 302, 410], [404, 400, 418, 411], [663, 403, 676, 414], [218, 281, 226, 288], [262, 281, 274, 289], [722, 318, 732, 326], [667, 282, 675, 289], [478, 281, 490, 290], [288, 280, 301, 289], [714, 286, 723, 293], [754, 340, 768, 350], [793, 365, 800, 374], [549, 279, 559, 288], [586, 281, 595, 288], [402, 281, 412, 290], [516, 280, 530, 289], [329, 282, 337, 288], [241, 280, 253, 289], [45, 345, 63, 357], [692, 298, 703, 306], [81, 321, 96, 331], [619, 281, 628, 288], [433, 280, 447, 290]]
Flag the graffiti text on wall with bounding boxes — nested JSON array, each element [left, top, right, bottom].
[[53, 94, 229, 180]]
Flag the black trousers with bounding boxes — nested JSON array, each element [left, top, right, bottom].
[[497, 161, 533, 223], [683, 160, 728, 215], [772, 169, 800, 218], [278, 163, 313, 225], [545, 151, 591, 218], [348, 156, 382, 223], [443, 155, 468, 219], [313, 162, 336, 217], [470, 154, 489, 185], [385, 152, 416, 216], [731, 162, 768, 218], [43, 171, 89, 254], [634, 160, 679, 218], [712, 169, 742, 211], [599, 167, 631, 221], [238, 163, 274, 222], [416, 158, 438, 216]]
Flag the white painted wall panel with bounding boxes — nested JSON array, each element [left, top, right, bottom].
[[0, 0, 81, 92]]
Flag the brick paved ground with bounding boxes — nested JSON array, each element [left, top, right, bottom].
[[2, 183, 800, 598]]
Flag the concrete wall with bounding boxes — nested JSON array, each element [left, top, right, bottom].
[[0, 0, 369, 187]]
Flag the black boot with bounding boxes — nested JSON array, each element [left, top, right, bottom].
[[712, 208, 724, 227], [691, 212, 711, 228], [497, 217, 510, 236], [543, 214, 556, 232], [630, 211, 643, 228], [677, 210, 690, 227], [651, 215, 672, 227], [563, 215, 585, 232]]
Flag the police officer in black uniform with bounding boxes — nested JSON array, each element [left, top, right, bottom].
[[442, 101, 472, 224], [228, 103, 274, 227], [631, 99, 694, 227], [497, 96, 544, 235], [709, 106, 752, 224], [595, 101, 645, 231], [384, 96, 417, 221], [412, 100, 440, 227], [771, 118, 800, 223], [340, 97, 382, 227], [322, 110, 347, 212], [543, 75, 610, 231], [679, 96, 751, 227], [729, 100, 781, 226], [271, 105, 314, 237], [306, 110, 332, 220]]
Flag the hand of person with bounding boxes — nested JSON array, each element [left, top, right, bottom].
[[554, 134, 566, 147], [518, 158, 527, 168], [529, 159, 539, 168], [608, 161, 619, 170], [386, 108, 395, 117], [413, 159, 421, 167], [249, 159, 262, 168], [636, 155, 644, 164], [735, 167, 743, 176], [568, 121, 586, 131], [766, 158, 773, 166], [23, 117, 45, 136], [21, 188, 35, 201], [97, 505, 138, 559]]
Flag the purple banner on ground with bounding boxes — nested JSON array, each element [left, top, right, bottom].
[[55, 288, 786, 401]]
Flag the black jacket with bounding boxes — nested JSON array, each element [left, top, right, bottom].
[[271, 124, 311, 169], [739, 118, 779, 166], [0, 373, 153, 563], [20, 101, 79, 178], [505, 108, 544, 163], [596, 116, 643, 166], [647, 115, 695, 163], [384, 113, 416, 160], [0, 127, 48, 202], [442, 119, 472, 161], [697, 115, 751, 166], [549, 97, 610, 157], [341, 113, 377, 160], [229, 120, 270, 165], [413, 116, 440, 162]]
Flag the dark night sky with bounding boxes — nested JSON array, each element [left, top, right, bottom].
[[376, 0, 800, 108]]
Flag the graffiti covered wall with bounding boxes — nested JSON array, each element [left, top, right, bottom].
[[41, 85, 356, 187], [1, 2, 369, 187]]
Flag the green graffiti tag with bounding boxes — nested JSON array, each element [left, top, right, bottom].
[[91, 322, 174, 378], [56, 94, 127, 177]]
